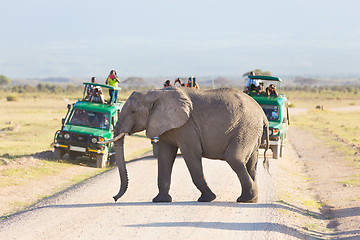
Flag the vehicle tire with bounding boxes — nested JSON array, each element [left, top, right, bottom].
[[272, 145, 280, 159], [280, 139, 284, 158], [53, 148, 64, 160], [152, 143, 158, 158], [69, 152, 78, 161], [96, 147, 108, 168]]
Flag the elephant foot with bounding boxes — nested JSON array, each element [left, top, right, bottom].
[[152, 193, 172, 203], [237, 194, 258, 203], [198, 192, 216, 202]]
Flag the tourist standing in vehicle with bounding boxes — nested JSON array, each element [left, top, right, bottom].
[[89, 86, 105, 104], [174, 78, 185, 87], [163, 80, 172, 88], [86, 77, 97, 100], [266, 84, 278, 96], [186, 76, 200, 89], [105, 70, 120, 104], [245, 72, 262, 92]]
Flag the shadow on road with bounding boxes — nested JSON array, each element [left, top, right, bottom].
[[4, 200, 359, 239]]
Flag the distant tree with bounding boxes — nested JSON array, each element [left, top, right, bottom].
[[242, 69, 272, 77], [66, 83, 77, 92], [43, 77, 71, 83], [123, 77, 146, 85], [0, 75, 11, 86], [214, 77, 230, 85], [295, 76, 318, 86]]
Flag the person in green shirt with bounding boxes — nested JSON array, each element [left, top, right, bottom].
[[105, 70, 120, 104]]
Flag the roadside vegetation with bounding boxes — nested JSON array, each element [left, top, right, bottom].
[[283, 85, 360, 108], [284, 86, 360, 166]]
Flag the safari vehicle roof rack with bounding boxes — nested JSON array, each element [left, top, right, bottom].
[[82, 82, 122, 105], [248, 75, 282, 82], [248, 75, 282, 94]]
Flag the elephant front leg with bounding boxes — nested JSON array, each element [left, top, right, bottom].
[[182, 153, 216, 202], [152, 141, 178, 203]]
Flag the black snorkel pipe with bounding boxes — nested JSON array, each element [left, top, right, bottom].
[[61, 104, 72, 131]]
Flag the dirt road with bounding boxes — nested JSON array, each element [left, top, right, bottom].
[[0, 153, 294, 240]]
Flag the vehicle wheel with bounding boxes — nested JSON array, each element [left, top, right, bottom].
[[152, 143, 158, 158], [69, 152, 78, 161], [53, 148, 64, 160], [280, 139, 284, 158], [272, 145, 280, 159], [96, 147, 108, 168]]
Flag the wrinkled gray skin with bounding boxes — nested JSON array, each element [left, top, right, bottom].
[[112, 87, 269, 203]]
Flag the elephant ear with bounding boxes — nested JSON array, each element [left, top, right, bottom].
[[146, 88, 193, 138]]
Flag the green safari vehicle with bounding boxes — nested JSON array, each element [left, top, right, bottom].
[[53, 83, 123, 168], [246, 75, 290, 159]]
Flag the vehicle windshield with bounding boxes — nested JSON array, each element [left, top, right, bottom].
[[261, 104, 279, 121], [69, 109, 110, 129]]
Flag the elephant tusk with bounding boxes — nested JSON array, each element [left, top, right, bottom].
[[98, 133, 125, 144]]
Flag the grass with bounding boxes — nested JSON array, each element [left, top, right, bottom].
[[0, 97, 69, 157], [283, 89, 360, 109], [303, 199, 324, 210], [0, 161, 69, 187], [291, 110, 360, 166], [339, 179, 360, 186]]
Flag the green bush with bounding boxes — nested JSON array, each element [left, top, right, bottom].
[[7, 95, 18, 101]]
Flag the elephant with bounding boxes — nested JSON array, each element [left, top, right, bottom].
[[102, 87, 269, 203]]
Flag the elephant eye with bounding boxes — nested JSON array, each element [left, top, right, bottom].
[[131, 110, 135, 114]]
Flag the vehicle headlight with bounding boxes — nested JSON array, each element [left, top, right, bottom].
[[91, 137, 98, 143], [269, 129, 273, 136], [64, 133, 70, 139]]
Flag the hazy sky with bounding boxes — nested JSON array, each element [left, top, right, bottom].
[[1, 0, 359, 79]]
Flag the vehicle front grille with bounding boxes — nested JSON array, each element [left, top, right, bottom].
[[71, 133, 88, 143]]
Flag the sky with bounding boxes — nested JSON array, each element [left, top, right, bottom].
[[1, 0, 360, 79]]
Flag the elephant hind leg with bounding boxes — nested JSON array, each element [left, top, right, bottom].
[[227, 157, 258, 203], [246, 150, 258, 183]]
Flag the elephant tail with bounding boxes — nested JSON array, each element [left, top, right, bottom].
[[263, 121, 270, 174]]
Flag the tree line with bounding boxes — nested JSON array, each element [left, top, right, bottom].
[[283, 85, 360, 94], [1, 83, 82, 94]]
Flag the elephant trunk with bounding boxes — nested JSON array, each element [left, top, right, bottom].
[[113, 134, 128, 202], [99, 133, 125, 144]]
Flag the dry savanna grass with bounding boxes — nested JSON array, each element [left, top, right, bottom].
[[290, 95, 360, 186], [0, 96, 69, 157], [283, 89, 360, 109]]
